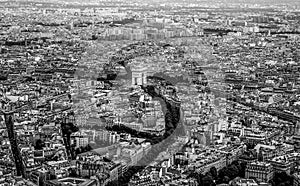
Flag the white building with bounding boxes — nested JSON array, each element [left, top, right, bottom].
[[131, 63, 147, 86], [71, 131, 89, 149]]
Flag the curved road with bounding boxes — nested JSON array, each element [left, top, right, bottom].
[[104, 44, 185, 185]]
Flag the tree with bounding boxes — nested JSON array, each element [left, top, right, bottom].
[[239, 162, 247, 177], [218, 168, 228, 181], [61, 121, 79, 159], [227, 166, 238, 179], [223, 176, 230, 183], [75, 148, 81, 155], [209, 166, 218, 180], [272, 172, 294, 186], [85, 144, 92, 152], [188, 172, 203, 185], [35, 139, 45, 150], [69, 168, 77, 177], [216, 161, 247, 184], [202, 174, 215, 186]]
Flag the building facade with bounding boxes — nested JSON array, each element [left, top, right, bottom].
[[245, 161, 273, 183]]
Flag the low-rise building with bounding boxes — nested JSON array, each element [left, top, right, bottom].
[[45, 177, 97, 186], [268, 156, 292, 174], [293, 172, 300, 186], [245, 161, 273, 183]]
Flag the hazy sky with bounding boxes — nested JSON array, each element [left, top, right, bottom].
[[11, 0, 300, 3]]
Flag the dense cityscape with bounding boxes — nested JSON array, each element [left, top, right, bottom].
[[0, 0, 300, 186]]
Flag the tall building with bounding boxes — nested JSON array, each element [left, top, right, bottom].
[[245, 161, 274, 183], [70, 131, 89, 149], [252, 16, 269, 23], [131, 63, 147, 86]]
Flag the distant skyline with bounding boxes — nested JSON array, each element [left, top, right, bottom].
[[4, 0, 300, 5]]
